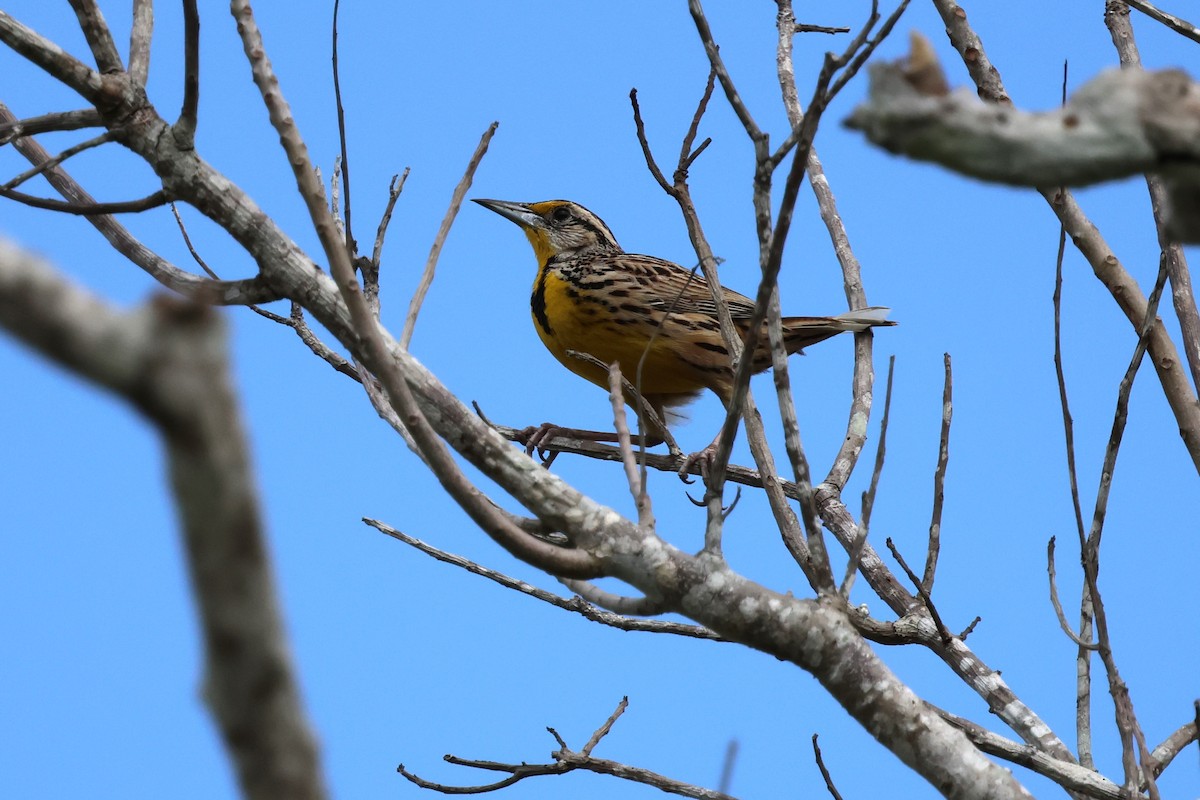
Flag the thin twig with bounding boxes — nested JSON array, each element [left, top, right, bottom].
[[365, 519, 721, 640], [371, 168, 409, 268], [288, 303, 359, 378], [487, 423, 841, 504], [630, 65, 821, 587], [1051, 192, 1087, 546], [921, 353, 952, 593], [0, 103, 278, 306], [607, 363, 655, 530], [795, 23, 851, 35], [765, 285, 827, 572], [717, 740, 738, 795], [169, 201, 287, 320], [687, 0, 763, 141], [860, 355, 895, 530], [397, 761, 560, 794], [811, 734, 844, 800], [0, 186, 171, 214], [885, 537, 952, 644], [398, 704, 737, 799], [630, 78, 812, 577], [0, 108, 101, 143], [331, 0, 355, 254], [1049, 59, 1097, 770], [1045, 537, 1100, 650], [1078, 254, 1169, 798], [1, 131, 114, 191], [825, 2, 912, 103], [845, 355, 895, 598], [581, 697, 628, 757], [566, 349, 680, 455], [170, 202, 221, 280], [401, 122, 497, 348]]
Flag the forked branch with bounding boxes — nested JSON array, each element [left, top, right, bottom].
[[397, 698, 738, 800]]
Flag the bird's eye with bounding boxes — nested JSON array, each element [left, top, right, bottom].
[[551, 206, 572, 223]]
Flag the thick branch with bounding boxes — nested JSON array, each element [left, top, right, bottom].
[[847, 57, 1199, 187], [0, 239, 328, 800], [921, 4, 1200, 473]]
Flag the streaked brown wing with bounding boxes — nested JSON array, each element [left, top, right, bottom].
[[620, 255, 759, 320]]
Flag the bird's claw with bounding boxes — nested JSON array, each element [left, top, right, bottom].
[[517, 423, 563, 467], [678, 443, 718, 485]]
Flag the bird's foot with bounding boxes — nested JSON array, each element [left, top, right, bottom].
[[677, 443, 719, 485], [516, 422, 569, 466]]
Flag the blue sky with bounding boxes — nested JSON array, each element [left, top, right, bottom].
[[2, 2, 1197, 798]]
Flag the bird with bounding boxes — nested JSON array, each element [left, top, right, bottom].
[[473, 198, 894, 465]]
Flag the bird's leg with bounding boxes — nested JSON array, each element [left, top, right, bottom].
[[677, 390, 739, 487]]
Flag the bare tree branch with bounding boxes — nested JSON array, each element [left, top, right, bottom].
[[371, 168, 409, 270], [3, 6, 1145, 797], [1, 130, 114, 191], [176, 0, 199, 147], [925, 0, 1200, 468], [0, 108, 101, 142], [922, 353, 952, 593], [366, 519, 721, 640], [402, 122, 497, 348], [1077, 255, 1169, 797], [860, 355, 895, 532], [128, 0, 152, 84], [885, 538, 952, 644], [0, 102, 280, 306], [1046, 537, 1100, 651], [811, 734, 845, 800], [0, 11, 105, 102], [936, 707, 1122, 800], [0, 239, 328, 800], [398, 700, 739, 799], [607, 364, 656, 531], [1105, 3, 1200, 400], [67, 0, 124, 75], [629, 77, 817, 586], [0, 185, 171, 214], [1125, 0, 1200, 43], [330, 0, 355, 253], [233, 1, 604, 579], [1148, 714, 1199, 777]]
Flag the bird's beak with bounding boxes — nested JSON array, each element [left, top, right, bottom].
[[472, 198, 547, 230]]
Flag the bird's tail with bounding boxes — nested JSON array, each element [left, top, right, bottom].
[[779, 306, 896, 354]]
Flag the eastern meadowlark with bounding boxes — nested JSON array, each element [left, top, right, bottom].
[[474, 198, 894, 459]]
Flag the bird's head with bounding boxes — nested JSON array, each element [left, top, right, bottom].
[[473, 199, 622, 266]]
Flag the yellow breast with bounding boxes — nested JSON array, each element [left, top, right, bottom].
[[531, 268, 719, 399]]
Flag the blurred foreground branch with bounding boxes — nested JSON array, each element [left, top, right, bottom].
[[0, 239, 328, 800], [846, 34, 1200, 243]]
